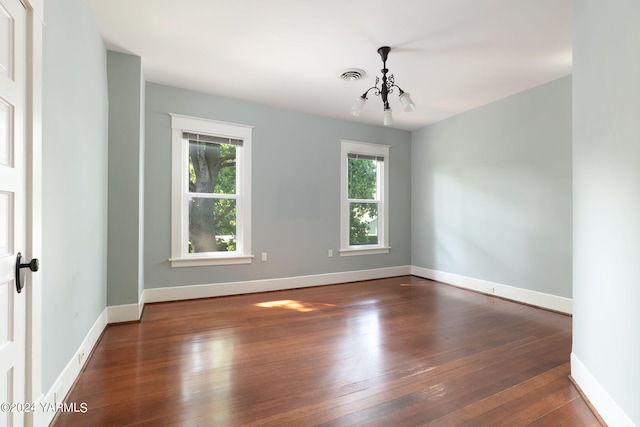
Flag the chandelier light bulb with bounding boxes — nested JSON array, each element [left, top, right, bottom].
[[399, 92, 415, 112], [351, 96, 366, 116], [383, 108, 393, 126]]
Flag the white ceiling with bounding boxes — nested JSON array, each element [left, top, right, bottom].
[[87, 0, 572, 131]]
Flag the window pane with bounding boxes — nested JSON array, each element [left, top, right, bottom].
[[348, 157, 377, 200], [188, 197, 237, 253], [188, 140, 236, 194], [349, 202, 378, 245]]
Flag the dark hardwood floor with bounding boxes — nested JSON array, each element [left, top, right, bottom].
[[52, 276, 600, 426]]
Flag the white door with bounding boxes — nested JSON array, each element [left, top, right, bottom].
[[0, 0, 26, 425]]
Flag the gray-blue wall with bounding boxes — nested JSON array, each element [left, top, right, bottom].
[[573, 0, 640, 424], [42, 0, 109, 390], [411, 76, 573, 298], [144, 83, 412, 289], [106, 51, 145, 306]]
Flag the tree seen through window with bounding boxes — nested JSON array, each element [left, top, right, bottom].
[[188, 139, 238, 253], [348, 156, 380, 245]]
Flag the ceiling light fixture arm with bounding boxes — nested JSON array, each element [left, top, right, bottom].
[[387, 74, 409, 98], [357, 76, 382, 101]]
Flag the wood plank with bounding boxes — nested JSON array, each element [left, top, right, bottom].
[[51, 276, 600, 426]]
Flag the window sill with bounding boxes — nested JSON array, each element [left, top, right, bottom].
[[169, 254, 254, 267], [339, 247, 390, 257]]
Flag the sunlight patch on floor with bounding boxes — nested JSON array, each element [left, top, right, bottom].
[[254, 299, 336, 312]]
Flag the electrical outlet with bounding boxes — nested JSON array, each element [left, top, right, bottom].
[[486, 287, 495, 294], [78, 349, 86, 364], [328, 249, 333, 257], [53, 383, 64, 405], [261, 252, 267, 262]]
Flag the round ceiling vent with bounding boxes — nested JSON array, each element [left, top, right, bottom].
[[340, 68, 366, 81]]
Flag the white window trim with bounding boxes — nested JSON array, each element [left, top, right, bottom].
[[169, 114, 253, 267], [339, 139, 390, 257]]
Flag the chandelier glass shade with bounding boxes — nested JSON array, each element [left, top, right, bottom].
[[350, 46, 415, 126]]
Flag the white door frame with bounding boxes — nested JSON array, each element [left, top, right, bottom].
[[21, 0, 43, 426]]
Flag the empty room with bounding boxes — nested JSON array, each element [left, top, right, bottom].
[[1, 0, 638, 426]]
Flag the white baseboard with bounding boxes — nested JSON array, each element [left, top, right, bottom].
[[107, 301, 144, 323], [35, 308, 108, 427], [107, 264, 570, 321], [143, 265, 412, 304], [571, 353, 634, 427], [411, 266, 573, 314], [102, 266, 412, 323]]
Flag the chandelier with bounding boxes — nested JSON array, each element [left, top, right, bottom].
[[350, 46, 415, 126]]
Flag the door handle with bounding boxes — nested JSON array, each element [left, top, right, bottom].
[[15, 252, 39, 293]]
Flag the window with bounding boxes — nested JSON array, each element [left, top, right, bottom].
[[170, 114, 253, 267], [340, 140, 390, 256]]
